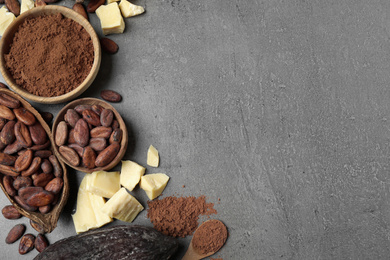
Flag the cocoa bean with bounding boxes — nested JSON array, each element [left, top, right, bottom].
[[4, 140, 23, 154], [0, 83, 7, 89], [100, 38, 119, 54], [33, 173, 54, 187], [100, 90, 122, 102], [100, 108, 114, 127], [13, 108, 36, 126], [19, 234, 35, 255], [0, 118, 6, 131], [0, 152, 16, 165], [28, 123, 47, 145], [19, 186, 43, 201], [3, 175, 17, 196], [0, 104, 15, 120], [82, 109, 101, 126], [21, 157, 41, 176], [59, 146, 80, 166], [6, 224, 25, 244], [112, 119, 119, 129], [73, 3, 88, 20], [41, 159, 53, 174], [82, 146, 96, 169], [39, 205, 51, 214], [74, 104, 92, 114], [92, 104, 104, 115], [34, 150, 52, 158], [68, 143, 84, 157], [89, 137, 107, 152], [0, 93, 20, 109], [45, 177, 63, 194], [0, 164, 19, 176], [14, 196, 37, 211], [35, 234, 49, 253], [2, 205, 21, 219], [55, 121, 68, 146], [26, 190, 54, 207], [30, 220, 44, 233], [68, 128, 76, 144], [95, 142, 120, 167], [15, 149, 33, 172], [30, 140, 51, 151], [74, 119, 89, 147], [90, 126, 112, 139], [65, 109, 80, 128], [1, 120, 16, 145], [41, 112, 53, 124], [35, 0, 46, 6], [15, 121, 33, 148], [109, 128, 122, 144], [5, 0, 20, 16], [49, 155, 62, 178], [87, 0, 105, 12], [13, 176, 32, 190]]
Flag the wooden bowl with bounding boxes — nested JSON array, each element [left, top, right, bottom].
[[52, 98, 128, 173], [0, 89, 68, 233], [0, 6, 101, 104]]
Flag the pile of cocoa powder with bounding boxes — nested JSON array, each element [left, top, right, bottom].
[[4, 13, 94, 97]]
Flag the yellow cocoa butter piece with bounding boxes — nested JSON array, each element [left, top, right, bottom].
[[85, 171, 121, 198], [119, 0, 145, 18], [0, 7, 16, 37], [21, 0, 35, 14], [147, 145, 159, 167], [96, 3, 125, 35], [140, 173, 169, 200], [120, 160, 145, 191]]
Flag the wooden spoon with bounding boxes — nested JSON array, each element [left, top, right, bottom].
[[182, 219, 228, 260]]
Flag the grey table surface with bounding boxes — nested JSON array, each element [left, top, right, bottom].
[[1, 0, 390, 259]]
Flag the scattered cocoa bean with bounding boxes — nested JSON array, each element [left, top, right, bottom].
[[14, 196, 37, 211], [19, 186, 43, 201], [0, 93, 20, 109], [49, 155, 63, 178], [0, 152, 16, 166], [68, 129, 76, 144], [30, 140, 50, 151], [0, 104, 15, 120], [3, 140, 23, 155], [21, 157, 41, 177], [41, 159, 53, 174], [2, 205, 21, 219], [34, 150, 52, 159], [35, 0, 46, 6], [82, 146, 96, 169], [112, 120, 119, 129], [92, 104, 104, 115], [28, 122, 47, 145], [95, 142, 120, 167], [73, 3, 88, 20], [65, 109, 80, 128], [82, 109, 101, 127], [109, 128, 122, 144], [100, 90, 122, 102], [55, 121, 68, 146], [89, 137, 107, 152], [87, 0, 105, 12], [5, 0, 20, 17], [33, 173, 54, 187], [13, 176, 32, 190], [26, 190, 54, 207], [19, 234, 35, 255], [100, 108, 114, 127], [90, 126, 112, 139], [100, 38, 119, 54], [14, 149, 33, 172], [0, 118, 6, 131], [68, 143, 84, 157], [13, 108, 36, 126], [59, 146, 80, 166], [1, 120, 16, 145], [35, 233, 49, 253], [30, 220, 45, 233], [0, 164, 19, 176], [39, 205, 51, 214], [6, 224, 25, 244], [14, 121, 33, 148], [3, 175, 17, 196], [74, 119, 89, 147], [45, 177, 63, 194], [41, 111, 53, 124], [74, 104, 92, 114]]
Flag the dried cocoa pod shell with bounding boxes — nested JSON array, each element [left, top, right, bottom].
[[21, 157, 41, 176], [74, 104, 92, 114], [14, 196, 38, 212], [6, 224, 26, 244], [89, 137, 107, 152], [4, 140, 23, 154], [100, 108, 114, 127], [1, 120, 16, 145], [49, 155, 63, 178], [0, 93, 20, 109], [3, 175, 17, 196], [109, 128, 122, 144], [0, 104, 15, 120], [19, 234, 35, 255], [95, 142, 120, 167], [55, 121, 68, 146], [2, 205, 22, 219], [100, 90, 122, 103], [33, 173, 54, 188], [82, 109, 101, 127], [34, 150, 52, 159], [100, 38, 119, 54], [87, 0, 105, 12], [5, 0, 20, 16], [74, 119, 89, 147], [0, 152, 16, 165], [64, 109, 80, 128], [35, 233, 49, 252], [15, 121, 33, 148], [68, 143, 84, 157], [45, 178, 63, 195], [13, 176, 32, 190], [14, 108, 36, 126], [82, 146, 96, 169], [59, 146, 80, 166], [73, 3, 88, 20], [0, 164, 19, 176], [30, 140, 51, 151], [29, 122, 48, 145], [41, 159, 53, 174], [92, 104, 104, 115], [15, 149, 33, 172], [26, 190, 54, 207], [90, 126, 112, 139]]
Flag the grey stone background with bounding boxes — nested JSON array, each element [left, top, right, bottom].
[[1, 0, 390, 259]]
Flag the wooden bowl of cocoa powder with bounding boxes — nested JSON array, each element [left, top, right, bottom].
[[0, 6, 101, 104]]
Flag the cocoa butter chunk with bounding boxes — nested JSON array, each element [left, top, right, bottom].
[[147, 145, 159, 167]]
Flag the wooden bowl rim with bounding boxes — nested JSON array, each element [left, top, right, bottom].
[[0, 6, 101, 104], [52, 98, 128, 173]]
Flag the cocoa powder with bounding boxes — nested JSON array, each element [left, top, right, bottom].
[[147, 195, 217, 238], [4, 13, 94, 97], [192, 219, 228, 255]]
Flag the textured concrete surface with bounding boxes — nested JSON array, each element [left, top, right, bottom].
[[2, 0, 390, 259]]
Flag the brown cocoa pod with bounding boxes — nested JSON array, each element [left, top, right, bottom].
[[49, 155, 62, 178], [0, 104, 15, 120], [0, 93, 20, 109], [28, 123, 47, 145], [33, 173, 54, 187], [5, 0, 20, 16], [6, 224, 25, 244], [59, 146, 80, 166], [68, 129, 76, 144], [82, 146, 96, 169], [19, 234, 35, 255], [100, 109, 114, 127], [0, 118, 7, 131], [89, 137, 107, 152], [0, 82, 8, 89], [30, 140, 50, 151], [1, 120, 16, 145], [34, 150, 52, 159], [0, 152, 16, 165], [87, 0, 105, 12], [26, 190, 54, 207], [100, 38, 119, 54], [82, 109, 101, 127], [2, 205, 21, 219], [55, 121, 68, 146], [13, 176, 32, 190], [100, 90, 122, 102], [92, 104, 104, 115], [13, 108, 36, 126], [4, 140, 23, 155], [74, 104, 92, 114], [95, 142, 120, 167], [41, 159, 53, 174], [41, 112, 53, 124], [45, 177, 63, 194], [21, 157, 42, 177], [35, 233, 49, 253], [112, 119, 119, 129], [15, 149, 33, 172], [64, 109, 80, 128], [0, 164, 19, 176], [39, 205, 51, 214], [14, 196, 37, 211], [74, 119, 89, 147], [73, 3, 88, 20], [19, 186, 43, 201], [90, 126, 112, 139], [15, 121, 33, 148], [68, 143, 84, 157], [30, 220, 44, 233], [3, 175, 17, 196], [109, 128, 122, 144]]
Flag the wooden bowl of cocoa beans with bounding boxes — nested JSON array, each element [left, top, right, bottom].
[[0, 89, 68, 233], [52, 98, 128, 173]]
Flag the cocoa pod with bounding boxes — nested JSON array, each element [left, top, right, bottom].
[[68, 143, 84, 157], [68, 129, 76, 144], [15, 149, 33, 172], [41, 159, 53, 174], [0, 93, 20, 109], [55, 121, 68, 146], [41, 112, 53, 124], [92, 104, 104, 115], [34, 150, 52, 159], [14, 108, 36, 126], [87, 0, 105, 12], [73, 3, 88, 20], [6, 224, 25, 244], [19, 186, 43, 201], [0, 164, 19, 176], [30, 220, 44, 233], [45, 177, 63, 194], [100, 90, 122, 102], [95, 142, 120, 167], [19, 234, 35, 255], [2, 205, 22, 219], [0, 104, 15, 120], [0, 152, 16, 165], [74, 104, 92, 114], [100, 109, 114, 127], [100, 38, 119, 54], [90, 126, 112, 139], [82, 146, 96, 169], [0, 118, 7, 131], [109, 128, 122, 144], [74, 119, 89, 147], [49, 155, 62, 178], [1, 120, 16, 145], [64, 109, 80, 128], [3, 175, 17, 196], [21, 157, 42, 177], [89, 137, 106, 152], [112, 120, 119, 129], [15, 121, 33, 148], [14, 196, 37, 211], [30, 140, 51, 151], [35, 234, 49, 253], [5, 0, 20, 16], [29, 122, 47, 145], [59, 146, 80, 166], [82, 109, 101, 127], [33, 173, 54, 187], [26, 190, 54, 207], [13, 176, 32, 190], [39, 205, 51, 214]]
